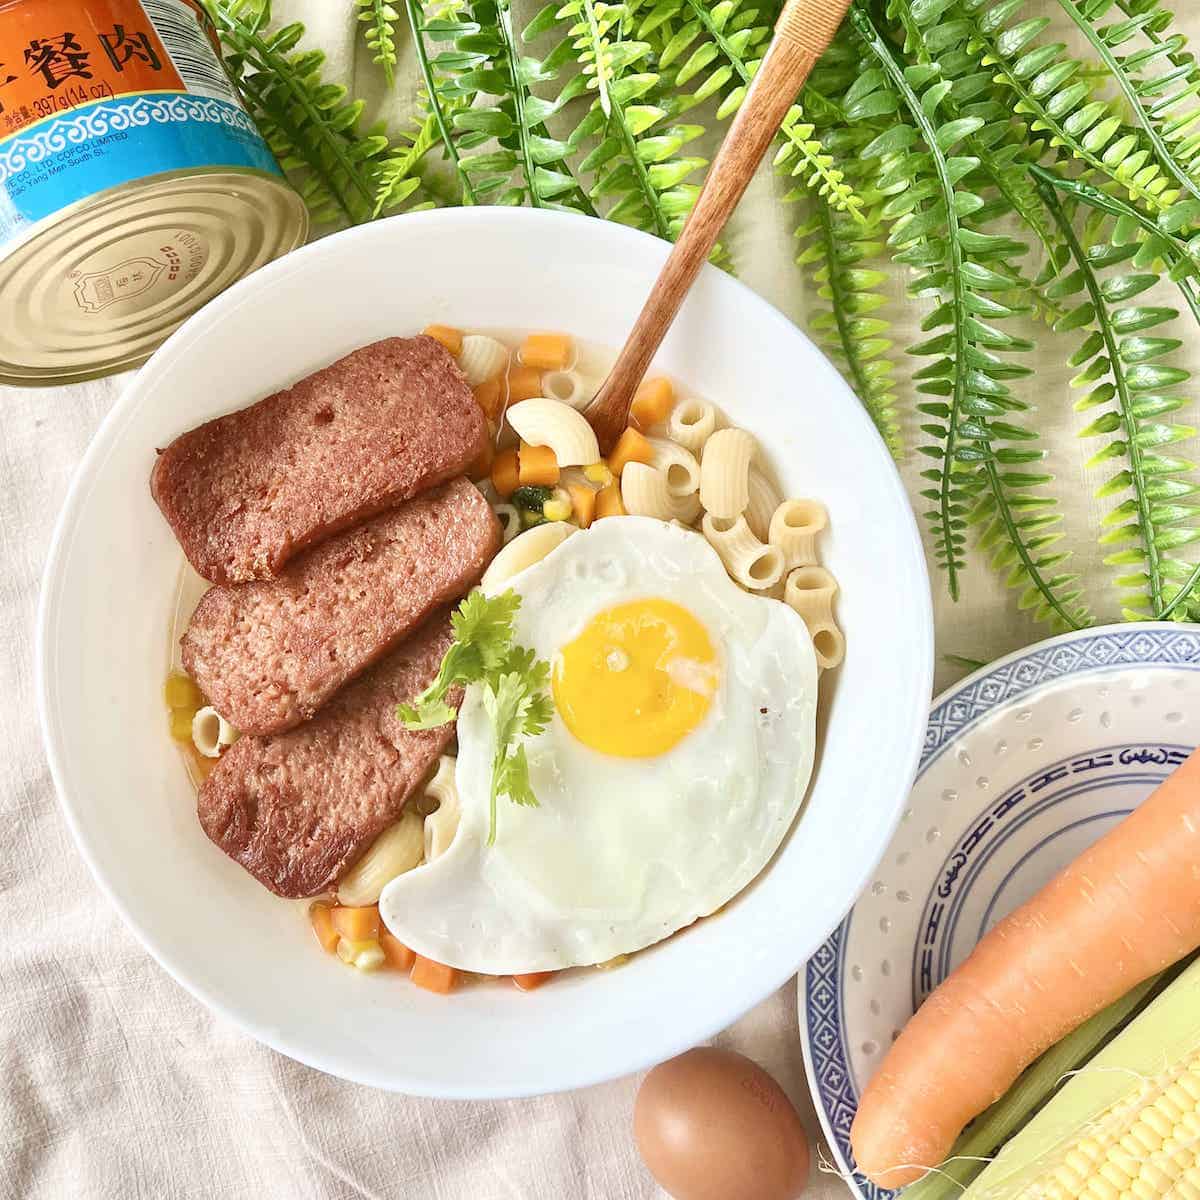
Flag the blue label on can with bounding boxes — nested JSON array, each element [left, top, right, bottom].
[[0, 90, 282, 243]]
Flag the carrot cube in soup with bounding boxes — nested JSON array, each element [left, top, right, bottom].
[[492, 447, 520, 498], [411, 955, 458, 994], [518, 442, 560, 487], [630, 377, 675, 430], [607, 427, 654, 477], [507, 364, 543, 403], [595, 482, 626, 520], [309, 902, 341, 954], [468, 437, 494, 482], [422, 324, 464, 357], [379, 931, 416, 971], [473, 377, 503, 423], [512, 971, 556, 992], [520, 332, 573, 371], [568, 483, 596, 529], [331, 905, 380, 941]]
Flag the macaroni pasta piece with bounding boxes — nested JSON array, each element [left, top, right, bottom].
[[699, 428, 757, 520], [493, 502, 521, 543], [769, 498, 828, 569], [459, 334, 509, 385], [667, 398, 717, 455], [542, 368, 591, 411], [507, 398, 600, 467], [701, 513, 785, 591], [621, 462, 703, 524], [745, 467, 781, 541], [192, 705, 237, 758], [423, 755, 461, 863], [647, 436, 701, 498], [783, 566, 845, 671], [337, 810, 424, 906], [480, 521, 577, 594]]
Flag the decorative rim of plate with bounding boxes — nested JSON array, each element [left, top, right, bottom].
[[798, 621, 1200, 1200]]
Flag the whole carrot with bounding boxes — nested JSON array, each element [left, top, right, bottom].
[[850, 747, 1200, 1188]]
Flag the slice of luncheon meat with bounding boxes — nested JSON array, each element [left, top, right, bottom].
[[151, 335, 487, 584], [182, 479, 499, 735], [197, 613, 456, 899]]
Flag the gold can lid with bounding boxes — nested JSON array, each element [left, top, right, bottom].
[[0, 169, 308, 387]]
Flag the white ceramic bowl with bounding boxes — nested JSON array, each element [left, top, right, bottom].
[[37, 208, 933, 1098]]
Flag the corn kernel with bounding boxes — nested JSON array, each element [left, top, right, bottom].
[[336, 938, 385, 971], [543, 498, 572, 522], [583, 462, 613, 486], [164, 673, 203, 709]]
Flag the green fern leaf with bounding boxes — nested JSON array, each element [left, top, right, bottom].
[[354, 0, 401, 87]]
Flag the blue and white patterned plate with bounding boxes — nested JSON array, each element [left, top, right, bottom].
[[798, 623, 1200, 1200]]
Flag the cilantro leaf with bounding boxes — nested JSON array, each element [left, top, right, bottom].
[[397, 587, 554, 844], [397, 589, 523, 728]]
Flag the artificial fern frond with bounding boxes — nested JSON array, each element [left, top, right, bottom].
[[213, 0, 394, 225], [637, 0, 866, 218], [849, 3, 1086, 628], [1038, 175, 1200, 620], [373, 110, 440, 216], [794, 186, 902, 456], [560, 0, 706, 237], [1059, 0, 1200, 205], [960, 0, 1182, 214], [355, 0, 401, 87]]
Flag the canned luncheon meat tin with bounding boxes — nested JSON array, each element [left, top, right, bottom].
[[0, 0, 308, 385]]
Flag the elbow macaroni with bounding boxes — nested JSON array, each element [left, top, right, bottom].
[[745, 467, 781, 541], [646, 436, 701, 498], [784, 566, 845, 671], [481, 521, 577, 594], [621, 462, 703, 524], [423, 755, 461, 863], [769, 498, 828, 569], [458, 334, 509, 385], [701, 513, 785, 590], [667, 398, 717, 455], [506, 398, 601, 467], [336, 810, 425, 906], [192, 706, 237, 758], [699, 428, 757, 520], [493, 502, 521, 544], [541, 369, 591, 411]]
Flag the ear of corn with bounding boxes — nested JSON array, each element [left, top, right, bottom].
[[962, 959, 1200, 1200]]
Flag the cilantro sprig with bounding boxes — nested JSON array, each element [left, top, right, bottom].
[[398, 591, 553, 845]]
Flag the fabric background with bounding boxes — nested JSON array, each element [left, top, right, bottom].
[[4, 3, 1198, 1196]]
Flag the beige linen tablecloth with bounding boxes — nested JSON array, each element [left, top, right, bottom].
[[5, 3, 1197, 1197]]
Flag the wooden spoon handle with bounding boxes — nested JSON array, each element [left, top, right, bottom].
[[586, 0, 853, 452]]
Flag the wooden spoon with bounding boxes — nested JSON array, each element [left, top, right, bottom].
[[586, 0, 854, 452]]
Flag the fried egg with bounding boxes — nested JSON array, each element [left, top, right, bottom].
[[379, 517, 818, 972]]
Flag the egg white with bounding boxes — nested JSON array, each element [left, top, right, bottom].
[[379, 517, 819, 972]]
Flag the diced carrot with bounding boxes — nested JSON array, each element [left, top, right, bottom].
[[164, 673, 203, 710], [567, 483, 596, 528], [492, 447, 520, 498], [630, 377, 676, 430], [607, 427, 654, 477], [520, 332, 573, 371], [330, 905, 380, 942], [594, 482, 626, 520], [512, 971, 556, 992], [518, 441, 560, 487], [379, 931, 417, 971], [411, 954, 458, 994], [422, 324, 463, 356], [474, 377, 503, 422], [468, 437, 494, 481], [309, 902, 341, 954], [507, 363, 543, 403]]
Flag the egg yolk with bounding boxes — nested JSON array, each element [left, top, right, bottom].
[[553, 598, 718, 758]]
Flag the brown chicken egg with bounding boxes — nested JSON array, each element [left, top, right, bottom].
[[634, 1047, 811, 1200]]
